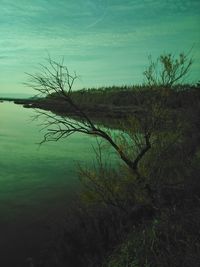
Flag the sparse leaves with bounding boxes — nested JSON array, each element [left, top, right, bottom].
[[143, 53, 193, 87]]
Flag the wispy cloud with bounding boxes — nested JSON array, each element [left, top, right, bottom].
[[0, 0, 199, 92]]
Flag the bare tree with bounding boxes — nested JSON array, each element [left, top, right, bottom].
[[26, 57, 152, 177]]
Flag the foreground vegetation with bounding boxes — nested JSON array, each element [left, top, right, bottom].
[[22, 53, 200, 267], [34, 84, 200, 267]]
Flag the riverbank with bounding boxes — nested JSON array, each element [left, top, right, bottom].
[[12, 84, 199, 267]]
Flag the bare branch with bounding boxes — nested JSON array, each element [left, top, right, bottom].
[[25, 57, 155, 175]]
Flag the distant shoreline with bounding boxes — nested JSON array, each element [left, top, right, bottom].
[[1, 85, 199, 121], [1, 97, 138, 120]]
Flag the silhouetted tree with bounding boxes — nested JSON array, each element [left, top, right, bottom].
[[26, 57, 152, 178], [26, 52, 193, 179]]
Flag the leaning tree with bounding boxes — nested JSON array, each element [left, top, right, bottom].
[[26, 53, 192, 179], [26, 57, 154, 179]]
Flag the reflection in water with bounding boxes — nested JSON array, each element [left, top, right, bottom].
[[0, 102, 101, 266]]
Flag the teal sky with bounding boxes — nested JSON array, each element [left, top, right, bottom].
[[0, 0, 200, 95]]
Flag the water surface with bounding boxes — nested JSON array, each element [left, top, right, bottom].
[[0, 102, 99, 266]]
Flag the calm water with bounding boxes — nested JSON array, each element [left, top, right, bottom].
[[0, 102, 102, 266]]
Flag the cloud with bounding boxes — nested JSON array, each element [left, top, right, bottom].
[[0, 0, 199, 93]]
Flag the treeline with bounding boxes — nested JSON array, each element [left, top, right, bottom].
[[47, 84, 199, 108]]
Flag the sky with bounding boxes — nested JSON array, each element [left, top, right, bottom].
[[0, 0, 199, 95]]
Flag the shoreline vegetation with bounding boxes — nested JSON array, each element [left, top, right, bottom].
[[1, 83, 200, 120], [1, 52, 200, 266], [4, 83, 200, 267]]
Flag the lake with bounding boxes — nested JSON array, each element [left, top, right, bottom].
[[0, 102, 105, 266]]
